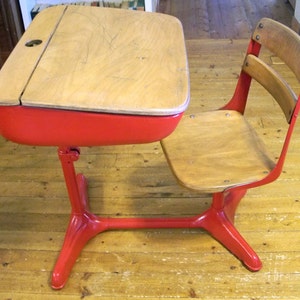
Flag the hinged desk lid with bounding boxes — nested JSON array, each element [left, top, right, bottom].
[[0, 5, 189, 116]]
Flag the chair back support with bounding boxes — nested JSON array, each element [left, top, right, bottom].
[[244, 18, 300, 123], [243, 18, 300, 179], [253, 18, 300, 81], [242, 54, 297, 123], [224, 18, 300, 117]]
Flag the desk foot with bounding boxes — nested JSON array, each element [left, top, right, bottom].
[[51, 174, 108, 290], [199, 190, 262, 271], [52, 148, 261, 289]]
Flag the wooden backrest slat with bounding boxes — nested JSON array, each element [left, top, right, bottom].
[[253, 18, 300, 81], [243, 54, 297, 123]]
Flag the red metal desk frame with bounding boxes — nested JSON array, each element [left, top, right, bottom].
[[0, 105, 259, 290], [0, 5, 261, 290]]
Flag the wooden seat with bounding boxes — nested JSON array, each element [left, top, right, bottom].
[[161, 18, 300, 270], [163, 109, 276, 192]]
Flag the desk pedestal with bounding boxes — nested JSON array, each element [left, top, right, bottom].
[[52, 147, 262, 289]]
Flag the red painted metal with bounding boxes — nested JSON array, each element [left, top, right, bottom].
[[222, 40, 261, 113], [0, 105, 185, 289], [0, 106, 183, 146], [52, 147, 262, 289]]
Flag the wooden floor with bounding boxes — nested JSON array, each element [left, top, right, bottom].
[[158, 0, 294, 39], [1, 1, 300, 299]]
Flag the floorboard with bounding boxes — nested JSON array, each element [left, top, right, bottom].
[[159, 0, 294, 39]]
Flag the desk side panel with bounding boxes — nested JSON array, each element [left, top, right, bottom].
[[0, 106, 183, 146]]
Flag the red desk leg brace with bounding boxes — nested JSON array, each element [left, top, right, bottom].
[[52, 146, 262, 289]]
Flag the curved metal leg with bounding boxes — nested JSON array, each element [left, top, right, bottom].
[[198, 190, 262, 271], [52, 149, 108, 289], [223, 189, 247, 223], [51, 208, 107, 289], [52, 148, 261, 289]]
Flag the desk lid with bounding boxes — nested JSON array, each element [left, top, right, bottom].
[[0, 5, 189, 116]]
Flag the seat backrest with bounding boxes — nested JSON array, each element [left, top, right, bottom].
[[243, 18, 300, 123], [222, 18, 300, 182], [242, 54, 297, 123], [252, 18, 300, 82], [224, 18, 300, 122]]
